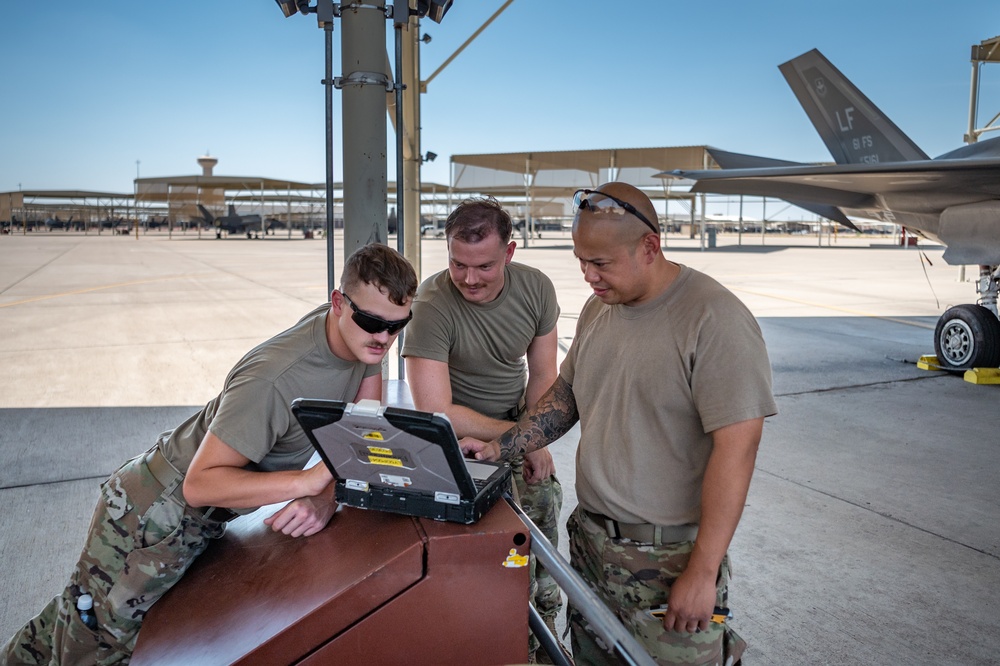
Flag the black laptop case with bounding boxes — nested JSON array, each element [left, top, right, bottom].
[[292, 398, 512, 524]]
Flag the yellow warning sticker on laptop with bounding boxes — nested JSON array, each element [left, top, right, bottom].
[[367, 445, 392, 456], [362, 431, 384, 441], [367, 455, 403, 467]]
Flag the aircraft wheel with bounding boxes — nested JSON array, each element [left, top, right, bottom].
[[933, 304, 1000, 371]]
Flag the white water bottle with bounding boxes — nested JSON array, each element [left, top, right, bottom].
[[77, 593, 98, 631]]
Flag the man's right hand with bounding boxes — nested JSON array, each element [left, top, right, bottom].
[[522, 448, 555, 484], [460, 436, 501, 461]]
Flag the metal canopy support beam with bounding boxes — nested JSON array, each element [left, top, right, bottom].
[[402, 8, 422, 279], [523, 157, 532, 248]]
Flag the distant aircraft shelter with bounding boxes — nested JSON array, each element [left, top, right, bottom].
[[449, 146, 715, 238]]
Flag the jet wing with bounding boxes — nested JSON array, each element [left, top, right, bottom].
[[700, 148, 859, 229], [672, 159, 1000, 208]]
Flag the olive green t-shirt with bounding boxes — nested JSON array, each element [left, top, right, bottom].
[[159, 303, 380, 484], [402, 263, 559, 420], [561, 265, 777, 526]]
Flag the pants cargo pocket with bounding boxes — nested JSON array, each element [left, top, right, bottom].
[[106, 507, 211, 623]]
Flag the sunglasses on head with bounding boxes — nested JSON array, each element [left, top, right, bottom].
[[573, 189, 660, 236], [341, 293, 411, 335]]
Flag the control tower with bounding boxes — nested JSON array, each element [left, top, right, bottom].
[[197, 154, 222, 211], [197, 154, 218, 176]]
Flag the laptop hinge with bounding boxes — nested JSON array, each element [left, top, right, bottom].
[[350, 399, 382, 417]]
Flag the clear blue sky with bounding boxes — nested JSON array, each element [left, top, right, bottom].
[[3, 0, 1000, 195]]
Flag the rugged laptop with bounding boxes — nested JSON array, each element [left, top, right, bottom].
[[292, 398, 512, 524]]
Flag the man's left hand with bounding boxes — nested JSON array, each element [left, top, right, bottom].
[[522, 448, 555, 484], [263, 495, 337, 538], [661, 567, 717, 634]]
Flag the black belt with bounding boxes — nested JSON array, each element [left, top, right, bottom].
[[582, 508, 697, 546], [145, 447, 237, 523]]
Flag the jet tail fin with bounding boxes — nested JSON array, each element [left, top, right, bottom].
[[706, 147, 859, 231], [196, 204, 215, 223], [778, 49, 929, 165]]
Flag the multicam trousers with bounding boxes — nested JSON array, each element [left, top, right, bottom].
[[511, 458, 564, 632], [4, 449, 228, 665], [566, 507, 746, 666]]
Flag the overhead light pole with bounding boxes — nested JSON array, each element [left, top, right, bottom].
[[275, 0, 453, 298]]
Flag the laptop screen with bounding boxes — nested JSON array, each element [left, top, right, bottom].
[[293, 398, 481, 499]]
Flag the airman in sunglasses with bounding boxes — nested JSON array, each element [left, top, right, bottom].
[[462, 183, 777, 666], [5, 243, 417, 665]]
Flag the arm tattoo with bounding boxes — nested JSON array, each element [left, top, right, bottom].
[[498, 376, 579, 460]]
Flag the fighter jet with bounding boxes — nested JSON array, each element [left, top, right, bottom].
[[195, 204, 263, 239], [667, 48, 1000, 371]]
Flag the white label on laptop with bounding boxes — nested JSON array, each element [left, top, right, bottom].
[[435, 491, 461, 505], [346, 479, 369, 492], [379, 474, 412, 488]]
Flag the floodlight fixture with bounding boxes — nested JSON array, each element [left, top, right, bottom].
[[423, 151, 438, 163], [416, 0, 453, 23], [275, 0, 298, 17], [421, 33, 432, 44], [275, 0, 316, 17]]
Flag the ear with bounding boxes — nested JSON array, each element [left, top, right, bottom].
[[639, 232, 661, 262], [504, 240, 516, 264], [330, 289, 345, 316]]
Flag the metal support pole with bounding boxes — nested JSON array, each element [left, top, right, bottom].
[[967, 60, 981, 144], [402, 9, 421, 277], [761, 197, 767, 245], [393, 23, 405, 258], [736, 195, 743, 247], [688, 197, 695, 240], [523, 158, 531, 248], [323, 16, 336, 294], [699, 193, 706, 251], [341, 3, 388, 261], [392, 3, 408, 381], [505, 497, 657, 666]]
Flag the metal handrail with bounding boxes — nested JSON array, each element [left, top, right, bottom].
[[505, 496, 657, 666]]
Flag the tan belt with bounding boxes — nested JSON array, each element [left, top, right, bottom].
[[145, 447, 236, 522], [583, 508, 697, 546]]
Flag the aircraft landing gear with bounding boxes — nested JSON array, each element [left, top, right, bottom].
[[933, 265, 1000, 371]]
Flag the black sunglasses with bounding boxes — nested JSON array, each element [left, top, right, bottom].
[[342, 293, 411, 335], [573, 189, 660, 236]]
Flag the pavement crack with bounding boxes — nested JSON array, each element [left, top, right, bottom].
[[774, 373, 948, 398], [0, 242, 80, 296], [156, 243, 319, 306], [757, 468, 999, 561], [0, 474, 108, 492]]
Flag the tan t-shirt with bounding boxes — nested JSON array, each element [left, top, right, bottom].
[[402, 263, 559, 420], [561, 264, 777, 526], [159, 303, 380, 484]]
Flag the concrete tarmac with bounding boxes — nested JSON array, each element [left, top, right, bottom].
[[1, 231, 997, 664]]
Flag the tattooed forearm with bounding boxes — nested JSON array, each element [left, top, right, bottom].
[[498, 377, 578, 460]]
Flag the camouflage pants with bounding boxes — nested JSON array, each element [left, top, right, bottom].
[[511, 458, 564, 629], [566, 507, 746, 666], [3, 449, 227, 665]]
